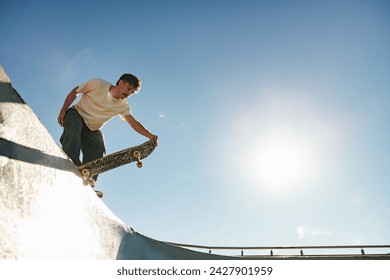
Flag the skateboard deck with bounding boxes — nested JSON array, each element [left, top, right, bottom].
[[78, 140, 156, 187]]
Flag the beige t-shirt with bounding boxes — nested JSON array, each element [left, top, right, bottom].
[[74, 79, 131, 131]]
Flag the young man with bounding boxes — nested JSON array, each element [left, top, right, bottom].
[[58, 74, 158, 189]]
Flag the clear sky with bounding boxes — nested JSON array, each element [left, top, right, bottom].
[[1, 0, 389, 251]]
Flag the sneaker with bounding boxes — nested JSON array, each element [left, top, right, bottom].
[[95, 190, 103, 198]]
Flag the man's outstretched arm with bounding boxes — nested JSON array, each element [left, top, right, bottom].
[[124, 114, 159, 146]]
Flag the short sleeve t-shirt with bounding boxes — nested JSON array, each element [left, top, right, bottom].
[[74, 79, 131, 131]]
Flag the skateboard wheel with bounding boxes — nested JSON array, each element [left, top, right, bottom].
[[133, 151, 141, 158], [136, 161, 143, 168], [82, 168, 90, 177], [88, 178, 95, 186]]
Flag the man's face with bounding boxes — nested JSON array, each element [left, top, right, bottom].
[[119, 81, 136, 99]]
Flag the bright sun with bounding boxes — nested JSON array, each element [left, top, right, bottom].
[[244, 136, 312, 193], [258, 143, 305, 186]]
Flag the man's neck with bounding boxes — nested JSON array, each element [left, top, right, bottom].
[[109, 85, 120, 99]]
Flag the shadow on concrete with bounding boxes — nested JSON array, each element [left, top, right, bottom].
[[0, 138, 78, 174], [0, 83, 26, 104]]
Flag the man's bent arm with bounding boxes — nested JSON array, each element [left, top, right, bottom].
[[57, 87, 78, 126]]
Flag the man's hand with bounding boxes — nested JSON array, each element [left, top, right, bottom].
[[149, 134, 159, 146]]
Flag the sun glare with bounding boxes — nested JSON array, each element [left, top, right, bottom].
[[259, 143, 304, 185], [244, 136, 312, 193]]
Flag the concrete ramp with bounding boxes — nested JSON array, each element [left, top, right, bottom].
[[0, 66, 233, 260]]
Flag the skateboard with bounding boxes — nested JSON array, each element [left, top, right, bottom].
[[78, 140, 156, 194]]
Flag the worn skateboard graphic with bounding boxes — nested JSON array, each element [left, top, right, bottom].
[[78, 140, 156, 189]]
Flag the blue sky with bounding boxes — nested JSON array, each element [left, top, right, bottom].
[[1, 0, 389, 251]]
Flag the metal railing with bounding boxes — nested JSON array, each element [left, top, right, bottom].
[[165, 242, 390, 259]]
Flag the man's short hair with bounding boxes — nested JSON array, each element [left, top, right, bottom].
[[117, 74, 142, 93]]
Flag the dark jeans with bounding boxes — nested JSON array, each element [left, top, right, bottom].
[[60, 108, 106, 176]]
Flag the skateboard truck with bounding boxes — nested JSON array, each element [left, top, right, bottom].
[[133, 150, 143, 168], [81, 168, 96, 186], [80, 168, 103, 198]]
